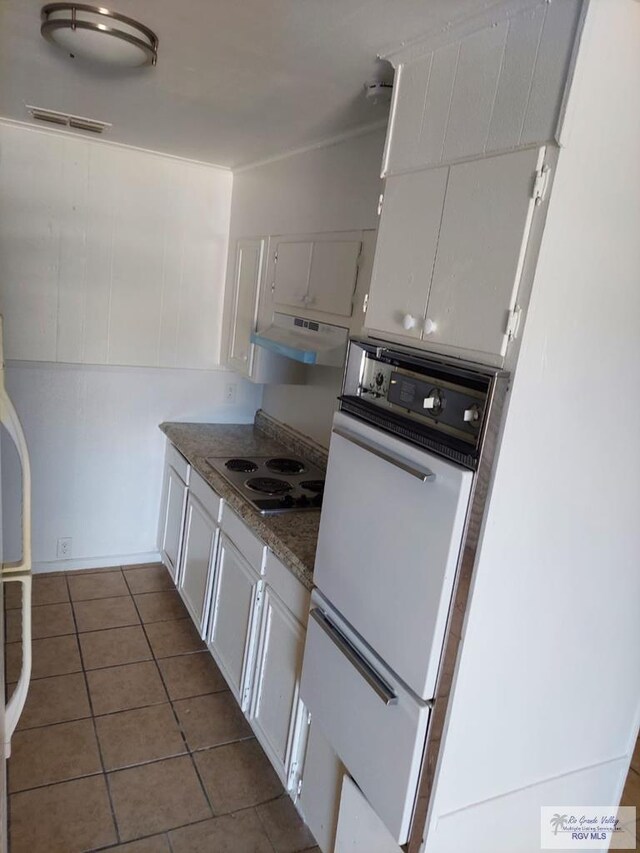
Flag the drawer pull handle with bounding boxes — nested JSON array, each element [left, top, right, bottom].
[[310, 608, 398, 706], [332, 427, 435, 483]]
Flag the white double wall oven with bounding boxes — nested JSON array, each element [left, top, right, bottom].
[[300, 338, 507, 845]]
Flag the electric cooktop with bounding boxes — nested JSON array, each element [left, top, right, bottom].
[[205, 455, 325, 515]]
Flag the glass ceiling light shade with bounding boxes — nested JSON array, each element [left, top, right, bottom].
[[41, 4, 158, 67]]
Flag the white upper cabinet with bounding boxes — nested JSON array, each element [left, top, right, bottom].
[[365, 168, 448, 342], [225, 237, 305, 385], [273, 242, 315, 309], [227, 238, 265, 374], [381, 0, 581, 176], [365, 146, 546, 360], [270, 234, 362, 320], [425, 146, 543, 358], [307, 241, 361, 316]]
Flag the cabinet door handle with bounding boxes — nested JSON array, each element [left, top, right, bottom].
[[423, 318, 437, 336], [402, 313, 417, 331], [332, 427, 435, 482], [310, 608, 398, 706]]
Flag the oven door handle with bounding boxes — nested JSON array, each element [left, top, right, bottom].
[[332, 427, 435, 483], [310, 608, 398, 706]]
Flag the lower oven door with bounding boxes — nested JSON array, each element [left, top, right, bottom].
[[314, 411, 473, 701], [300, 592, 430, 845]]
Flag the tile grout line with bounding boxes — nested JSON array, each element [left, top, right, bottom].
[[65, 570, 122, 848], [8, 565, 313, 850], [125, 574, 220, 828]]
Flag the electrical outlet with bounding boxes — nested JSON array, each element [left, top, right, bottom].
[[225, 383, 237, 404], [57, 537, 72, 559]]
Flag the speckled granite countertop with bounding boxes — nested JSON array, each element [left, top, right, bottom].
[[159, 411, 328, 590]]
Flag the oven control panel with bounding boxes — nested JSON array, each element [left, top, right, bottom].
[[356, 349, 488, 446]]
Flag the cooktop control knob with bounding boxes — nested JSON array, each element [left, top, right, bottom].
[[423, 388, 444, 414], [463, 405, 482, 424]]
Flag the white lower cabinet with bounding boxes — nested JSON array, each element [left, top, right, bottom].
[[158, 445, 190, 581], [208, 534, 263, 709], [178, 493, 218, 637], [249, 586, 306, 785], [160, 444, 327, 846]]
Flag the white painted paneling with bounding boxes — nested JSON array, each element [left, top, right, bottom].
[[485, 3, 546, 153], [386, 56, 432, 172], [0, 361, 261, 569], [418, 42, 460, 168], [0, 122, 232, 369], [520, 0, 582, 146], [383, 1, 582, 175], [423, 2, 640, 848], [442, 20, 508, 162], [0, 126, 60, 361]]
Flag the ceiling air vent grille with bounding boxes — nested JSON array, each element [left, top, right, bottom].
[[26, 105, 112, 134]]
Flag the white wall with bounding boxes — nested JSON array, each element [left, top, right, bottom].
[[2, 362, 261, 570], [227, 129, 386, 445], [0, 124, 262, 570], [424, 3, 640, 850], [0, 121, 232, 369]]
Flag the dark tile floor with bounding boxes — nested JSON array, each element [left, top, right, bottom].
[[4, 564, 318, 853]]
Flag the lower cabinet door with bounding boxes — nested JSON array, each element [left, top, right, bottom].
[[208, 535, 262, 709], [160, 464, 188, 582], [249, 587, 306, 784], [178, 494, 218, 636]]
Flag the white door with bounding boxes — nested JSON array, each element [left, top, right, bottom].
[[424, 146, 544, 357], [273, 241, 313, 309], [307, 241, 361, 317], [314, 412, 472, 701], [208, 535, 262, 709], [178, 494, 218, 636], [227, 238, 265, 375], [160, 464, 188, 582], [249, 587, 305, 783], [365, 167, 449, 341], [335, 777, 403, 853], [298, 721, 346, 853]]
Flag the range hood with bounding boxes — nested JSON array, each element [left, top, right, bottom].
[[251, 313, 349, 367]]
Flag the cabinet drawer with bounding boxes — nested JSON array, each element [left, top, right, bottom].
[[221, 505, 265, 573], [264, 551, 310, 626], [189, 470, 222, 522], [300, 598, 430, 844], [167, 442, 190, 484]]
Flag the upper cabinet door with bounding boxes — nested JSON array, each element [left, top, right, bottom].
[[271, 235, 362, 319], [273, 242, 314, 309], [364, 167, 448, 341], [227, 239, 265, 375], [307, 241, 361, 317], [424, 146, 543, 358]]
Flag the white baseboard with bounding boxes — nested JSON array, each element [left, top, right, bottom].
[[32, 550, 162, 574]]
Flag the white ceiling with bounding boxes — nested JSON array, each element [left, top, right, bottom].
[[0, 0, 502, 169]]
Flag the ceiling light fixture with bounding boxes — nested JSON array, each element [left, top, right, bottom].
[[40, 4, 158, 67]]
